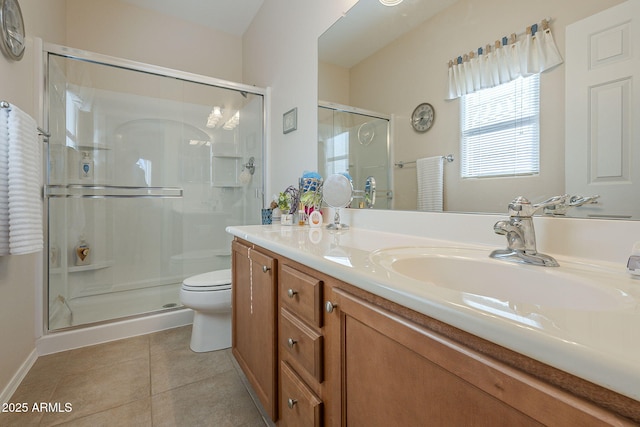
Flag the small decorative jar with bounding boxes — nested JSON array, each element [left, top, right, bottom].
[[281, 213, 293, 225], [261, 208, 272, 225]]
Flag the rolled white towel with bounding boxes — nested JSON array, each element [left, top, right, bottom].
[[6, 104, 42, 255], [0, 108, 8, 255]]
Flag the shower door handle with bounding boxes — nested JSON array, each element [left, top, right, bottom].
[[45, 185, 183, 198]]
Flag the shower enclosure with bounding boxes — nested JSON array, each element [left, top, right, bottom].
[[318, 102, 392, 209], [44, 45, 265, 331]]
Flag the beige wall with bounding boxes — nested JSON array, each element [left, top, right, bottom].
[[319, 61, 350, 106], [65, 0, 243, 81], [0, 0, 66, 398], [243, 0, 358, 199], [327, 0, 624, 212]]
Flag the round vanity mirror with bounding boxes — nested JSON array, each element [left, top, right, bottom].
[[323, 173, 353, 230]]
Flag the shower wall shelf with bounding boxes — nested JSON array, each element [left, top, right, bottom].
[[71, 143, 111, 151], [212, 183, 242, 188], [68, 261, 113, 273], [212, 155, 243, 188], [45, 185, 183, 198], [212, 154, 242, 158]]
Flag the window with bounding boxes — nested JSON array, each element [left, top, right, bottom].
[[461, 74, 540, 179], [324, 131, 349, 175]]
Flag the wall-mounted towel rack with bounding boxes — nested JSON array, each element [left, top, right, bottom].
[[1, 100, 50, 141], [395, 154, 454, 168]]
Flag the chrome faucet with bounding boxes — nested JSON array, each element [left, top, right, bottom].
[[490, 195, 568, 267]]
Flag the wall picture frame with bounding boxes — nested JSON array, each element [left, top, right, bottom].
[[283, 107, 297, 134]]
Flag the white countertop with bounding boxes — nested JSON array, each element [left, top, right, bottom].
[[226, 223, 640, 402]]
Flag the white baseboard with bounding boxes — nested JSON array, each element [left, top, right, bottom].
[[36, 309, 194, 356], [0, 349, 38, 404]]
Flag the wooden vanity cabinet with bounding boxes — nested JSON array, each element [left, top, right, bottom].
[[231, 239, 639, 426], [231, 239, 278, 421]]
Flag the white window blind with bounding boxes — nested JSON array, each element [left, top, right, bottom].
[[325, 131, 349, 175], [461, 74, 540, 179]]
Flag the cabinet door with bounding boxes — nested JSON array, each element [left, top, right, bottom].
[[329, 288, 545, 427], [231, 240, 277, 421], [328, 288, 626, 426]]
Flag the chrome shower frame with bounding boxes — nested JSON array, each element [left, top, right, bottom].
[[39, 42, 268, 335]]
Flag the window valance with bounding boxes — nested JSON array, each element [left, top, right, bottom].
[[446, 19, 563, 100]]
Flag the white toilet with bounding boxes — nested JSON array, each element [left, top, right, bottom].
[[179, 269, 232, 352]]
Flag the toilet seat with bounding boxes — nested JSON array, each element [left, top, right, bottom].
[[181, 269, 231, 292]]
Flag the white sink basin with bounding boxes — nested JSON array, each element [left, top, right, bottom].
[[369, 247, 634, 311]]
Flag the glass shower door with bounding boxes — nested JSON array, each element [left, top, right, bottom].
[[318, 105, 391, 209], [45, 48, 264, 331]]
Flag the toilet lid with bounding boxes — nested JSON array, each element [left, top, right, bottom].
[[182, 269, 231, 290]]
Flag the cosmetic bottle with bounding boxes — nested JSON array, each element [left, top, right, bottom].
[[80, 151, 94, 180], [298, 202, 306, 226], [75, 235, 91, 266]]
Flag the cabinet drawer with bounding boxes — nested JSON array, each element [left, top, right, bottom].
[[280, 308, 323, 382], [280, 361, 323, 427], [280, 264, 323, 328]]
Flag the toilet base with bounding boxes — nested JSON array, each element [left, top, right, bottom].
[[190, 311, 231, 352]]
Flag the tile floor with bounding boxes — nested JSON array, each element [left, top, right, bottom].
[[0, 325, 269, 426]]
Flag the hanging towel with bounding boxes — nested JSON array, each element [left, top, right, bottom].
[[416, 156, 444, 212], [4, 104, 43, 255], [0, 108, 9, 255]]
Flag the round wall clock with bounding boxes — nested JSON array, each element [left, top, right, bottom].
[[0, 0, 25, 61], [411, 102, 435, 132]]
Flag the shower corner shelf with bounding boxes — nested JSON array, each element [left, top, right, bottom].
[[68, 260, 113, 273]]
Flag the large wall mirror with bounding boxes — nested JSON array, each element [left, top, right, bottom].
[[318, 0, 639, 219]]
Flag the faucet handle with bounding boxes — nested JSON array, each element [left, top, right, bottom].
[[544, 194, 600, 215], [507, 196, 530, 216], [508, 195, 568, 217], [568, 194, 600, 207], [532, 194, 569, 212]]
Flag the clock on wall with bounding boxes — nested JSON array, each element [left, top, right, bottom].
[[411, 102, 435, 132], [0, 0, 25, 61]]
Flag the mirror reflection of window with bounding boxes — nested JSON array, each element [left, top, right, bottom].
[[324, 131, 349, 176]]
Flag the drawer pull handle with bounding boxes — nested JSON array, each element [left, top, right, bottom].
[[287, 398, 298, 409], [287, 288, 297, 298], [262, 265, 271, 273], [287, 338, 297, 348], [325, 301, 337, 313]]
